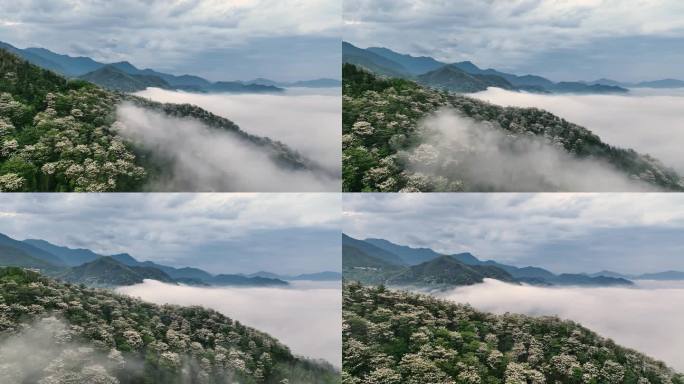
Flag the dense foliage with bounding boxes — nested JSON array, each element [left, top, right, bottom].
[[0, 267, 339, 383], [0, 49, 145, 191], [342, 63, 684, 192], [0, 48, 311, 191], [342, 283, 683, 384]]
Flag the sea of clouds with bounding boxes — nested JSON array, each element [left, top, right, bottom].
[[118, 280, 342, 367], [408, 109, 654, 191], [471, 87, 684, 173], [126, 87, 341, 191], [435, 278, 684, 371]]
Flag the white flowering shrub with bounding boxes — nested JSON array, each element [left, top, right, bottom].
[[0, 267, 340, 384], [342, 282, 683, 384]]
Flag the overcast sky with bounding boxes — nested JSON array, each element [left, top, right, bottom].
[[0, 0, 341, 82], [0, 193, 341, 275], [343, 193, 684, 274], [344, 0, 684, 82]]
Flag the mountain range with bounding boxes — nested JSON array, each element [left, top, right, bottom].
[[343, 41, 684, 94], [0, 232, 339, 288], [342, 234, 683, 288], [0, 40, 339, 93]]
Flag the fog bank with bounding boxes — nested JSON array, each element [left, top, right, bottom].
[[115, 103, 339, 191], [118, 280, 342, 367], [134, 87, 341, 175], [436, 279, 684, 370], [406, 109, 654, 191], [471, 87, 684, 173]]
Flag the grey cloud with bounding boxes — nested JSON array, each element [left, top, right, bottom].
[[0, 193, 340, 274], [344, 0, 684, 81], [0, 0, 340, 81], [343, 194, 684, 274]]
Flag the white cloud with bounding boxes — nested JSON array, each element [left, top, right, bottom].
[[134, 88, 341, 176], [404, 109, 652, 192], [436, 279, 684, 371], [118, 280, 342, 367], [0, 193, 341, 271], [343, 0, 684, 80], [115, 102, 339, 192], [0, 0, 340, 80], [471, 87, 684, 173], [342, 193, 684, 272]]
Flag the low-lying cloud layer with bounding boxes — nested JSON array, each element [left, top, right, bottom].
[[471, 88, 684, 173], [405, 109, 653, 191], [118, 280, 342, 367], [436, 279, 684, 371], [115, 100, 339, 191], [135, 87, 341, 174]]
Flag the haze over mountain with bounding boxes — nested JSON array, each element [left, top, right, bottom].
[[344, 0, 684, 83], [342, 234, 638, 288], [343, 194, 684, 275], [343, 42, 682, 94], [0, 0, 340, 82], [0, 194, 341, 275], [1, 40, 338, 93], [0, 232, 304, 288]]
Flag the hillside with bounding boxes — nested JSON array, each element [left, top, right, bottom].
[[208, 81, 283, 94], [0, 244, 57, 270], [343, 235, 636, 287], [57, 256, 176, 287], [342, 63, 684, 192], [342, 42, 410, 78], [341, 241, 515, 289], [342, 42, 631, 94], [248, 271, 342, 281], [342, 234, 405, 266], [0, 234, 66, 267], [0, 40, 336, 91], [210, 274, 288, 287], [342, 245, 404, 285], [417, 65, 514, 93], [0, 47, 314, 191], [23, 238, 101, 266], [1, 233, 291, 288], [0, 267, 339, 383], [79, 65, 172, 92], [343, 283, 683, 384], [387, 255, 516, 287]]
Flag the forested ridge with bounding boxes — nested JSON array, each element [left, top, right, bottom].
[[342, 64, 684, 192], [0, 267, 339, 383], [342, 283, 683, 384], [0, 48, 310, 192]]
